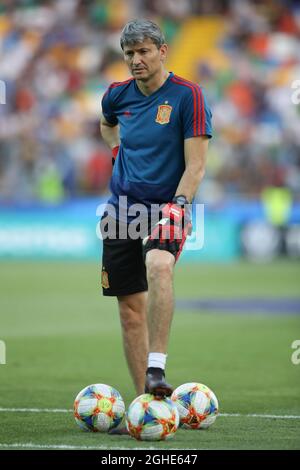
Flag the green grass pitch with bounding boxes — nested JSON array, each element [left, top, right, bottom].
[[0, 260, 299, 450]]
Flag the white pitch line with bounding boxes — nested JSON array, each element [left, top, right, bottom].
[[220, 413, 300, 420], [0, 407, 72, 413], [0, 408, 300, 419], [0, 443, 114, 450], [0, 443, 192, 450]]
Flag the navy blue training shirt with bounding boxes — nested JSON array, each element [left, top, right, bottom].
[[101, 72, 212, 219]]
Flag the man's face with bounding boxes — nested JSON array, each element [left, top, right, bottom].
[[123, 38, 167, 81]]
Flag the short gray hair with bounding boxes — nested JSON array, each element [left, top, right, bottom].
[[120, 19, 165, 50]]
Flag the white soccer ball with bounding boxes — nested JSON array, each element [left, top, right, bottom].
[[171, 382, 219, 429], [126, 393, 179, 441], [74, 383, 125, 432]]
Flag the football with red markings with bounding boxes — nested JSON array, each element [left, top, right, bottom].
[[74, 383, 125, 432], [171, 382, 219, 429], [126, 393, 179, 441]]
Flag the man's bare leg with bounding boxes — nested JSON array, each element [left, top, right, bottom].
[[146, 249, 175, 352], [117, 291, 148, 395], [144, 249, 175, 396]]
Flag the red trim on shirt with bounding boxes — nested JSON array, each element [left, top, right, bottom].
[[171, 77, 198, 136], [102, 79, 134, 113], [200, 88, 205, 134], [172, 75, 206, 136], [109, 78, 134, 89]]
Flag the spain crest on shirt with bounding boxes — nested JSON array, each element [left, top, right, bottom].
[[155, 104, 172, 124]]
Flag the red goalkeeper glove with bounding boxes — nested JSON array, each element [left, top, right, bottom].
[[111, 145, 119, 165], [143, 195, 192, 261]]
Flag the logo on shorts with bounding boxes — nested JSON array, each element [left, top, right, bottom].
[[155, 104, 172, 124], [101, 269, 110, 289]]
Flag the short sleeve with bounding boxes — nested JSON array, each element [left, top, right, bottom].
[[101, 88, 118, 126], [182, 86, 212, 139]]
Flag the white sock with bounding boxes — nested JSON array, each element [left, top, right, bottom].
[[148, 352, 167, 370]]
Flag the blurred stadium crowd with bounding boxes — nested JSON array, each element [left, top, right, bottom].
[[0, 0, 299, 204]]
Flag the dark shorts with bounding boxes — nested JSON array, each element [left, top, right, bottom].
[[101, 237, 147, 296], [101, 217, 148, 297], [100, 211, 186, 296]]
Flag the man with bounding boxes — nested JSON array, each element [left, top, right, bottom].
[[100, 19, 212, 402]]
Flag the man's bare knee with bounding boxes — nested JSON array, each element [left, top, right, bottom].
[[118, 293, 147, 330], [146, 250, 174, 282]]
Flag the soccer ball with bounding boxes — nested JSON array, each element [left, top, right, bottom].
[[126, 393, 179, 441], [74, 383, 125, 432], [171, 382, 219, 429]]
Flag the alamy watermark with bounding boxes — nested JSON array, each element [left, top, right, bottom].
[[291, 340, 300, 365], [0, 340, 6, 364], [0, 80, 6, 104], [96, 197, 204, 251], [291, 80, 300, 105]]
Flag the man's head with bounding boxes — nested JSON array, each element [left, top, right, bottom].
[[120, 19, 165, 50], [120, 19, 168, 81]]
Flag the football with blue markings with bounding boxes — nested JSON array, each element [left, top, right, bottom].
[[126, 393, 179, 441], [74, 383, 125, 432], [171, 383, 219, 429]]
